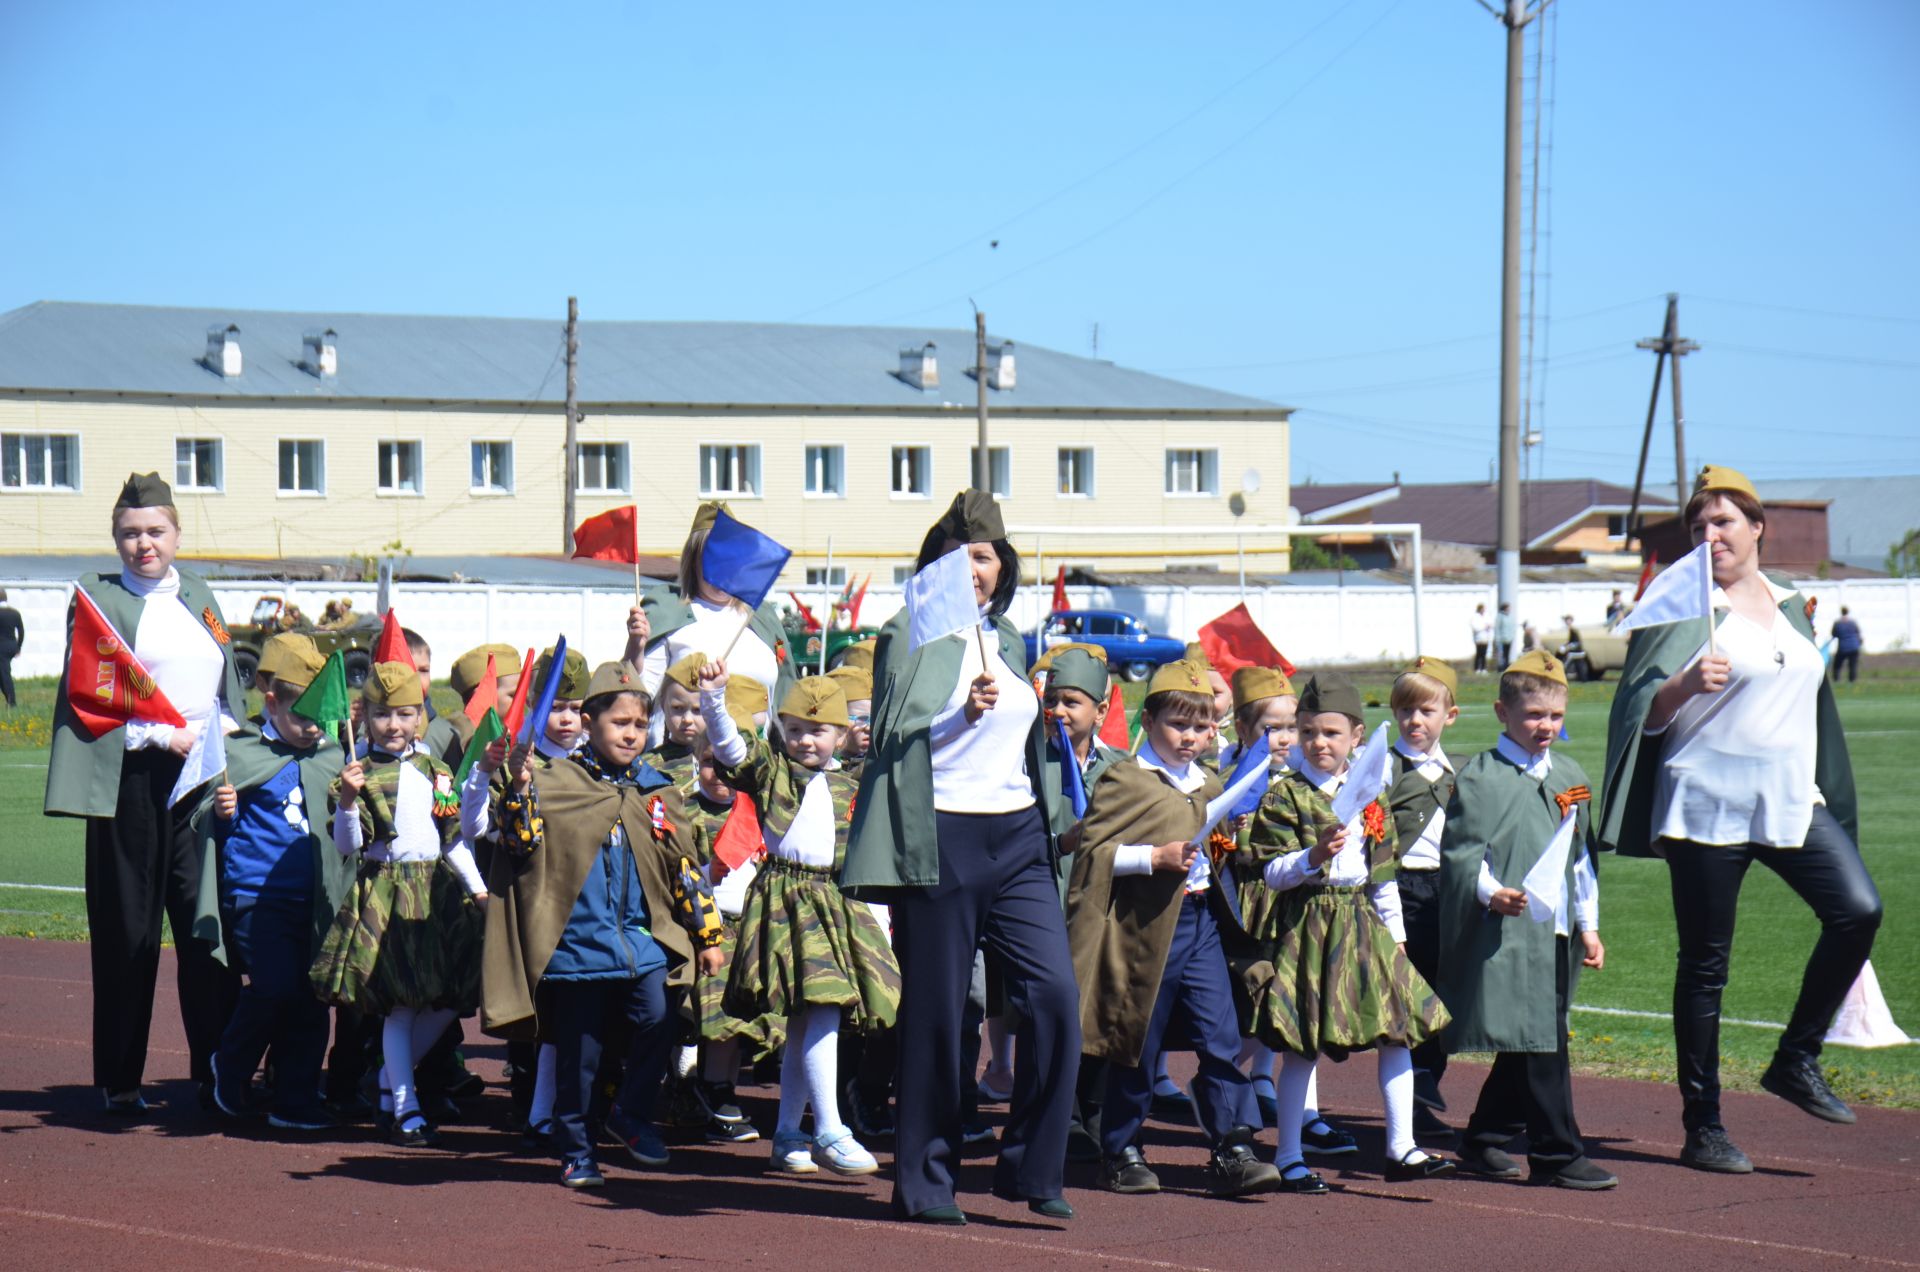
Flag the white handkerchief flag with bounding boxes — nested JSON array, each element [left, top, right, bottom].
[[1188, 756, 1276, 848], [1614, 541, 1714, 638], [168, 717, 227, 809], [1824, 961, 1912, 1048], [905, 547, 980, 653], [1522, 808, 1579, 926], [1331, 722, 1394, 833]]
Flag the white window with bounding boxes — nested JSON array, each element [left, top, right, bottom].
[[805, 567, 847, 587], [174, 438, 223, 493], [471, 440, 514, 494], [968, 446, 1011, 498], [577, 442, 630, 494], [278, 439, 326, 495], [377, 440, 423, 495], [699, 443, 761, 497], [804, 444, 845, 498], [1164, 448, 1219, 497], [1057, 447, 1095, 497], [0, 433, 80, 492], [892, 565, 916, 585], [891, 445, 932, 498]]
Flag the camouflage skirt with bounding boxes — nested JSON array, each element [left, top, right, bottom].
[[698, 922, 786, 1055], [1249, 885, 1449, 1061], [723, 857, 901, 1032], [309, 859, 483, 1016]]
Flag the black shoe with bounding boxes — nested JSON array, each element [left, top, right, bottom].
[[326, 1093, 377, 1125], [1207, 1127, 1282, 1196], [1101, 1146, 1162, 1194], [1065, 1125, 1103, 1164], [908, 1204, 967, 1226], [845, 1080, 895, 1140], [1761, 1052, 1856, 1124], [521, 1118, 555, 1151], [1540, 1156, 1617, 1190], [389, 1115, 439, 1147], [101, 1089, 149, 1118], [209, 1056, 255, 1120], [1254, 1088, 1280, 1129], [1027, 1198, 1075, 1220], [695, 1080, 746, 1126], [1273, 1161, 1330, 1195], [1456, 1143, 1523, 1179], [1301, 1118, 1358, 1156], [1414, 1104, 1455, 1143], [443, 1064, 486, 1100], [1680, 1126, 1754, 1174], [267, 1105, 337, 1132], [419, 1092, 463, 1125], [706, 1115, 761, 1144], [1384, 1150, 1456, 1182]]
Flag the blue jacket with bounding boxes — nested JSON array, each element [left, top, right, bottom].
[[543, 761, 674, 982]]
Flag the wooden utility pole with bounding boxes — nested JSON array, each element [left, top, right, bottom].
[[562, 296, 579, 552], [1627, 293, 1699, 538], [1494, 0, 1541, 635], [974, 309, 990, 492]]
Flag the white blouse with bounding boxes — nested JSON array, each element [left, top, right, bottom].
[[121, 569, 234, 751], [1650, 581, 1825, 848], [1113, 742, 1212, 893], [702, 684, 840, 869], [642, 599, 781, 746], [929, 617, 1039, 814], [334, 743, 486, 896]]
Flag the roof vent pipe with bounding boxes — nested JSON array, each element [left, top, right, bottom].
[[204, 324, 242, 377], [987, 340, 1015, 390], [897, 341, 938, 391], [302, 327, 338, 378]]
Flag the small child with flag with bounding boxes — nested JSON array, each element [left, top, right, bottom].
[[1437, 649, 1614, 1190], [1245, 672, 1453, 1191], [424, 644, 523, 770], [696, 657, 902, 1177], [309, 656, 487, 1148]]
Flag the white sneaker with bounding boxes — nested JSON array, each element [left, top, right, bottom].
[[813, 1128, 879, 1175], [771, 1130, 818, 1174]]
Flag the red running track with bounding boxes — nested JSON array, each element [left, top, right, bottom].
[[2, 937, 1916, 1271]]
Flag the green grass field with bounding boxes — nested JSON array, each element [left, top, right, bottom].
[[4, 665, 1916, 1106]]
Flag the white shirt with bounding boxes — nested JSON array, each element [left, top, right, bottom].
[[1471, 613, 1493, 644], [1391, 738, 1453, 872], [702, 684, 840, 869], [929, 618, 1039, 814], [1262, 750, 1405, 943], [121, 569, 236, 751], [1649, 580, 1825, 848], [642, 598, 780, 728], [1472, 735, 1599, 937], [335, 742, 486, 896], [1113, 742, 1212, 892]]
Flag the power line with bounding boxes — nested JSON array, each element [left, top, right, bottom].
[[1683, 294, 1920, 327], [1709, 343, 1920, 370]]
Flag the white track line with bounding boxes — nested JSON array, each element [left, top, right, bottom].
[[0, 881, 83, 893], [0, 1206, 441, 1272], [1574, 1003, 1790, 1030]]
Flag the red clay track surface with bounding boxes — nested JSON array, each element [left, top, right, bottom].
[[2, 937, 1916, 1270]]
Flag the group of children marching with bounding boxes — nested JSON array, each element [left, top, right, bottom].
[[198, 579, 1616, 1197]]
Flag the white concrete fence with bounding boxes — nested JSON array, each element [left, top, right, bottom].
[[3, 574, 1914, 681]]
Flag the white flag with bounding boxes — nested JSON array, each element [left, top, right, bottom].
[[1522, 807, 1579, 925], [1331, 722, 1394, 831], [1824, 960, 1912, 1048], [168, 719, 228, 808], [905, 547, 980, 652], [1614, 541, 1714, 635], [1189, 755, 1276, 848]]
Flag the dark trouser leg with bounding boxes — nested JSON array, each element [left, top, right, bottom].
[[1758, 808, 1883, 1060], [85, 752, 173, 1093], [218, 894, 325, 1111], [216, 896, 273, 1086], [1523, 939, 1583, 1173], [856, 1025, 897, 1102], [1464, 1054, 1528, 1151], [508, 1039, 539, 1122], [1073, 1055, 1109, 1147], [611, 968, 672, 1126], [547, 980, 608, 1161], [1396, 869, 1448, 1102], [1473, 643, 1488, 674], [1665, 840, 1752, 1132], [327, 1008, 377, 1103], [1100, 903, 1190, 1157], [0, 655, 14, 706]]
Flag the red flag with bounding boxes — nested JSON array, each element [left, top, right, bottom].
[[847, 575, 871, 629], [712, 792, 765, 873], [571, 506, 641, 564], [463, 654, 500, 728], [498, 647, 537, 739], [1198, 602, 1295, 678], [1098, 682, 1131, 751], [1633, 551, 1659, 602], [372, 608, 415, 670], [65, 588, 188, 739], [1050, 565, 1069, 614], [787, 593, 821, 633]]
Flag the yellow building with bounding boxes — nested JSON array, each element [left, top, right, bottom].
[[0, 302, 1291, 583]]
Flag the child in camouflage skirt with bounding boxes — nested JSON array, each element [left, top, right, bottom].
[[310, 660, 487, 1147], [698, 658, 902, 1177], [1244, 672, 1453, 1191]]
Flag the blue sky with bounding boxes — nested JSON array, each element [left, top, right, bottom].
[[3, 0, 1914, 490]]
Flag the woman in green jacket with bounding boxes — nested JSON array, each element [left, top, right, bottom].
[[842, 490, 1079, 1226], [46, 473, 246, 1115]]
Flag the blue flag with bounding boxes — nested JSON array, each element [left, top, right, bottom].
[[518, 635, 568, 747], [701, 510, 792, 612], [1057, 717, 1088, 819], [1223, 737, 1272, 819]]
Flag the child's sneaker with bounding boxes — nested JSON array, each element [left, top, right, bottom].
[[696, 1081, 748, 1126], [707, 1114, 761, 1144], [812, 1128, 879, 1176], [771, 1130, 819, 1174], [615, 1120, 671, 1169], [561, 1156, 605, 1189], [266, 1105, 337, 1132], [209, 1055, 254, 1120]]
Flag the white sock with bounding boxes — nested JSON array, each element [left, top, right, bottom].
[[530, 1044, 557, 1126], [1301, 1062, 1323, 1125], [1379, 1044, 1421, 1162], [1274, 1051, 1314, 1170], [383, 1010, 421, 1123], [673, 1043, 699, 1080], [800, 1005, 847, 1139]]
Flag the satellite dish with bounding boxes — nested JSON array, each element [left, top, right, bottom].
[[1228, 492, 1248, 518], [1241, 468, 1262, 495], [1286, 505, 1302, 526]]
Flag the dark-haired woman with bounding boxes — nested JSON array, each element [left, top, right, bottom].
[[843, 490, 1079, 1225], [45, 473, 245, 1114], [1600, 464, 1880, 1174]]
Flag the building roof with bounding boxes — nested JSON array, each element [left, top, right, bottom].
[[0, 301, 1285, 416], [1761, 476, 1920, 570], [1295, 478, 1671, 550]]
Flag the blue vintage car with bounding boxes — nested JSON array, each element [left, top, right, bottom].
[[1024, 609, 1187, 683]]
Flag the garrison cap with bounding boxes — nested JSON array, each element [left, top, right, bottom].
[[265, 637, 326, 690], [1298, 672, 1365, 724], [1401, 655, 1459, 700], [1693, 464, 1759, 504], [838, 639, 878, 673], [1231, 665, 1295, 712], [1031, 641, 1105, 678], [779, 675, 850, 727], [533, 646, 591, 700], [115, 471, 174, 510], [583, 660, 647, 706], [256, 632, 321, 684], [1147, 658, 1213, 698], [363, 660, 424, 707], [827, 664, 872, 705], [451, 644, 521, 698], [1044, 647, 1110, 701], [690, 502, 727, 535], [662, 652, 708, 692], [1502, 649, 1569, 689], [1183, 641, 1214, 670], [918, 489, 1006, 562], [726, 674, 768, 733]]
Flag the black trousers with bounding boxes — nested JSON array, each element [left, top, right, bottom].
[[1395, 868, 1449, 1102], [543, 970, 671, 1162], [890, 806, 1081, 1216], [217, 893, 328, 1116], [1464, 936, 1582, 1172], [1472, 643, 1490, 674], [0, 654, 15, 707], [84, 749, 238, 1093], [1831, 651, 1860, 683], [1664, 807, 1881, 1132]]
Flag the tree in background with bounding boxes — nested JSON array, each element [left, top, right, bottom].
[[1887, 529, 1920, 578]]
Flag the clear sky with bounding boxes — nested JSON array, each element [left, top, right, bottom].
[[3, 0, 1915, 492]]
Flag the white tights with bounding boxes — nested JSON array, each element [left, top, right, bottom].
[[1271, 1046, 1421, 1170], [382, 1006, 456, 1125], [776, 1004, 845, 1139]]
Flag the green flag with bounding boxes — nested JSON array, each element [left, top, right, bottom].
[[455, 706, 505, 786], [292, 651, 352, 728]]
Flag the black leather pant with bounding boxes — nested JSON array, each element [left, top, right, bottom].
[[1663, 805, 1881, 1131]]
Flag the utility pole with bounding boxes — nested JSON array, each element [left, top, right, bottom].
[[1628, 293, 1699, 531], [974, 308, 990, 492], [1493, 0, 1540, 637], [562, 296, 579, 553]]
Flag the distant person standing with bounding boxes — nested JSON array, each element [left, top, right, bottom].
[[1605, 590, 1627, 627], [1470, 604, 1493, 675], [1830, 608, 1862, 684], [0, 588, 21, 708], [1494, 603, 1517, 671]]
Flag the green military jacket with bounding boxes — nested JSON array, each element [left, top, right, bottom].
[[1388, 747, 1456, 866], [1598, 575, 1855, 858], [46, 570, 246, 819], [841, 610, 1061, 895], [1438, 747, 1595, 1054]]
